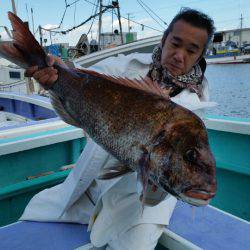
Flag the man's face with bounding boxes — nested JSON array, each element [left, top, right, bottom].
[[161, 20, 208, 76]]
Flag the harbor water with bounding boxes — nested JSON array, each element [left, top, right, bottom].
[[205, 64, 250, 119]]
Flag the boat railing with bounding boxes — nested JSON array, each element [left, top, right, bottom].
[[0, 80, 27, 94]]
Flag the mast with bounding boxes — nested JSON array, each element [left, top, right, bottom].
[[38, 25, 43, 46], [98, 0, 102, 50], [97, 0, 123, 48], [115, 0, 124, 44], [11, 0, 34, 95], [11, 0, 17, 15], [31, 8, 35, 35], [239, 14, 243, 50]]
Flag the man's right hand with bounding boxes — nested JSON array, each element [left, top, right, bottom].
[[24, 55, 67, 88]]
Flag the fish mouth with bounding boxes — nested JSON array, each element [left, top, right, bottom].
[[180, 189, 216, 206], [157, 177, 216, 206]]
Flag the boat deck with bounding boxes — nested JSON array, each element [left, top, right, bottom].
[[0, 201, 249, 250]]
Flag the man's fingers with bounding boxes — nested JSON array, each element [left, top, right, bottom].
[[35, 73, 58, 85], [24, 58, 59, 87], [49, 74, 58, 84], [24, 66, 38, 77], [39, 74, 50, 84], [32, 67, 58, 85], [33, 67, 57, 79]]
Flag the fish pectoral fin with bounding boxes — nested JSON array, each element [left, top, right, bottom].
[[138, 146, 151, 206], [98, 165, 133, 180], [49, 92, 82, 128], [140, 183, 168, 206]]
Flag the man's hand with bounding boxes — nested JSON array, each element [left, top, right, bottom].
[[24, 55, 68, 87]]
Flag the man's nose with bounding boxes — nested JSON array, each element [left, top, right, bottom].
[[173, 51, 185, 63]]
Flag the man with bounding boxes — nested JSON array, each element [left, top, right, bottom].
[[23, 8, 215, 250]]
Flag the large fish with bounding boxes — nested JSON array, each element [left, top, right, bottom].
[[0, 12, 216, 206]]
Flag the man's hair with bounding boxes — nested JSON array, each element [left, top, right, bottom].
[[162, 8, 215, 54]]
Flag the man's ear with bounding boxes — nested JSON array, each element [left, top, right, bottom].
[[197, 57, 206, 73], [196, 46, 207, 64]]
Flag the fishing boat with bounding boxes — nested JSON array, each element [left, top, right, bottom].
[[0, 65, 26, 93], [0, 38, 249, 249], [205, 53, 250, 65], [0, 92, 56, 120]]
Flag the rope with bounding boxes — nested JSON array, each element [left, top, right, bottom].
[[136, 0, 166, 29]]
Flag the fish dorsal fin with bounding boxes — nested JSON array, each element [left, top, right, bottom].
[[75, 68, 169, 100]]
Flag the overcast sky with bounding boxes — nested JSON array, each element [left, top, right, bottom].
[[1, 0, 250, 45]]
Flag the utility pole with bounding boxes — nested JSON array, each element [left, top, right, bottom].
[[115, 0, 124, 44], [239, 14, 243, 49], [11, 0, 17, 15], [98, 0, 103, 50]]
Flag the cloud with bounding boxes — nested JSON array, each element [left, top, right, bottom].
[[42, 24, 59, 30], [41, 24, 60, 36]]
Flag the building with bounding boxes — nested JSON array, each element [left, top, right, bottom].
[[0, 58, 24, 85], [213, 28, 250, 47], [99, 31, 137, 49]]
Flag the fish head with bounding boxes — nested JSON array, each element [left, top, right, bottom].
[[149, 118, 217, 206]]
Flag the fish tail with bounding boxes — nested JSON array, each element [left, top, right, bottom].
[[0, 12, 47, 69]]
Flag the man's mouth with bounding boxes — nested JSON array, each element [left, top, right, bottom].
[[168, 63, 183, 75]]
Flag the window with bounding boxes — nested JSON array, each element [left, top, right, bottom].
[[234, 31, 240, 36], [9, 71, 21, 79]]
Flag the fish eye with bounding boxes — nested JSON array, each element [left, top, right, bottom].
[[185, 149, 197, 163]]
